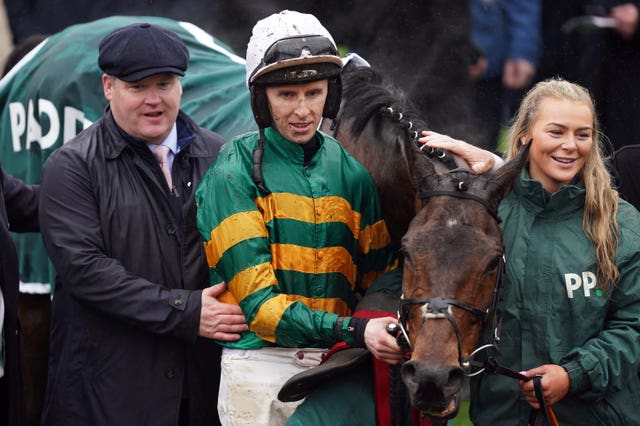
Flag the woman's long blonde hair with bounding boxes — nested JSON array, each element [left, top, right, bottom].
[[505, 78, 620, 292]]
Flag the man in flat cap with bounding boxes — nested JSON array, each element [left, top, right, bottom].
[[38, 22, 247, 426]]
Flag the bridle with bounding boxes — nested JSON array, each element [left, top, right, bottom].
[[395, 169, 505, 376], [328, 102, 508, 374], [395, 156, 554, 424], [397, 253, 504, 375]]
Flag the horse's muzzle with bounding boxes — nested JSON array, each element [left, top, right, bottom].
[[401, 361, 464, 418]]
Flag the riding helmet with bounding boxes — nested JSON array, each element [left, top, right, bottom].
[[246, 10, 343, 128]]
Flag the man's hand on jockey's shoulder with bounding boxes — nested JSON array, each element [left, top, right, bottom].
[[418, 130, 504, 174], [364, 317, 404, 365]]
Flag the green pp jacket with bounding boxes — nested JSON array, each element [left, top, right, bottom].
[[196, 128, 396, 349], [470, 170, 640, 426]]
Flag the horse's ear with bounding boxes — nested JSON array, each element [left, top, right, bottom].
[[488, 142, 530, 201], [413, 151, 439, 192]]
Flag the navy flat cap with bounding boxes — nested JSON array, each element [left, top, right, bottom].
[[98, 23, 189, 82]]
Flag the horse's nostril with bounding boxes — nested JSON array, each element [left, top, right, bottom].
[[448, 367, 464, 385], [401, 361, 417, 381], [446, 367, 465, 393]]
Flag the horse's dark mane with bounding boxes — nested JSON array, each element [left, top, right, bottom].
[[339, 67, 429, 141]]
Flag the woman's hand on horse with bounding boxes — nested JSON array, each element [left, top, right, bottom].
[[418, 130, 504, 174], [198, 282, 249, 341], [518, 364, 570, 408], [364, 317, 404, 365]]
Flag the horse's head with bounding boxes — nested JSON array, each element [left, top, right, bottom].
[[399, 147, 529, 419], [322, 65, 530, 420]]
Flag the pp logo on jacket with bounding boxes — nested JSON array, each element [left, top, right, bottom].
[[565, 272, 600, 298]]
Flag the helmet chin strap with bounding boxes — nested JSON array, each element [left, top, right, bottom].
[[252, 128, 271, 195]]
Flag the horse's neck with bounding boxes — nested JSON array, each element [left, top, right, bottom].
[[334, 118, 421, 247]]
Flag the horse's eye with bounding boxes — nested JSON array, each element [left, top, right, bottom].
[[484, 256, 501, 275]]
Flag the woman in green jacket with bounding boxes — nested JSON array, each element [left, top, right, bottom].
[[468, 78, 640, 425]]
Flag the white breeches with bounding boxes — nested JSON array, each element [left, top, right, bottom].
[[218, 347, 326, 426]]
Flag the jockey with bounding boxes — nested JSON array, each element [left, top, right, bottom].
[[195, 9, 403, 426]]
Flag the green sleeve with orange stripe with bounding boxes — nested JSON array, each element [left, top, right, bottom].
[[196, 129, 396, 349]]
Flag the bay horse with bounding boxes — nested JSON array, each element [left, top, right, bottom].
[[322, 66, 529, 421]]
